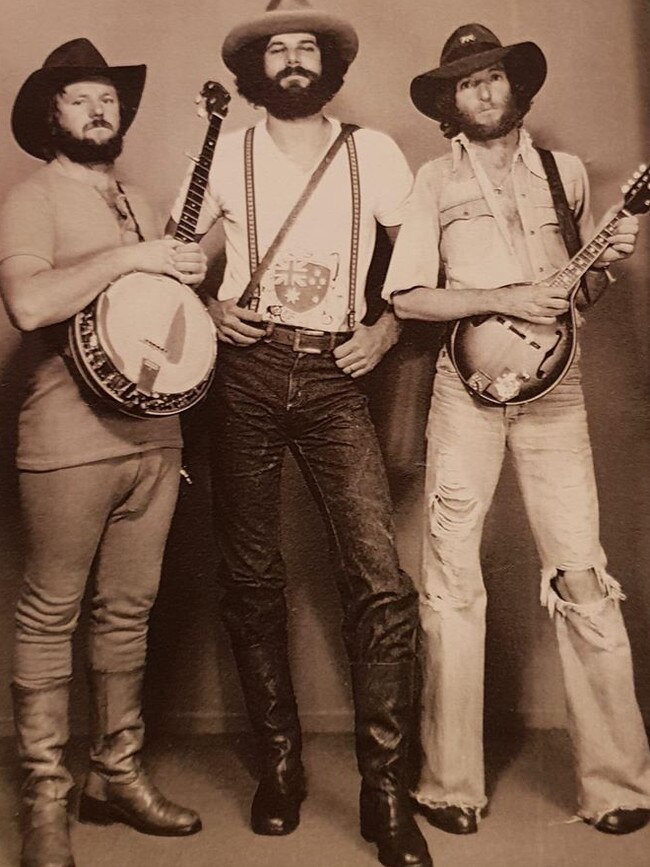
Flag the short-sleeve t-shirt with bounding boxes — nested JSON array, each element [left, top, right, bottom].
[[0, 161, 182, 471], [171, 118, 413, 332]]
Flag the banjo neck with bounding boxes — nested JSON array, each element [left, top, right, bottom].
[[175, 82, 230, 243]]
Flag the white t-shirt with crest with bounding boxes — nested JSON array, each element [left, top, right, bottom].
[[171, 117, 413, 333]]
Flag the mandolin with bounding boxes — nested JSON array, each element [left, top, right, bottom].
[[448, 162, 650, 406]]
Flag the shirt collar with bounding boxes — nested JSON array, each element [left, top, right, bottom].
[[451, 128, 546, 179], [259, 115, 339, 147]]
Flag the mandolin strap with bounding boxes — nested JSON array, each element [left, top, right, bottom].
[[536, 147, 591, 304]]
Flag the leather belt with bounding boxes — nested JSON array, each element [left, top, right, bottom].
[[263, 323, 350, 354]]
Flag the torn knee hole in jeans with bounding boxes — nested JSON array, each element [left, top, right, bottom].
[[421, 589, 477, 613], [423, 478, 482, 612], [540, 565, 625, 645], [428, 481, 478, 540]]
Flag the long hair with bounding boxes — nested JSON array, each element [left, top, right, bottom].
[[437, 67, 533, 139], [230, 34, 348, 109]]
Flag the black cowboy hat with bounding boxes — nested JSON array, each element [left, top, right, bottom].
[[411, 23, 546, 122], [12, 38, 146, 160], [222, 0, 358, 72]]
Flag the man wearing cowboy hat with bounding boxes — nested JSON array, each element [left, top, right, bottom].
[[0, 38, 206, 867], [167, 2, 432, 865], [384, 23, 650, 837]]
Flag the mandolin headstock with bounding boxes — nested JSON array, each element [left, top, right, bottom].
[[622, 163, 650, 215]]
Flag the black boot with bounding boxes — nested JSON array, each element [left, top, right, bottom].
[[352, 662, 433, 867], [77, 668, 201, 836], [231, 642, 306, 835], [12, 681, 75, 867]]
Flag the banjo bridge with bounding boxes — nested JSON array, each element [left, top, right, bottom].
[[142, 338, 168, 354]]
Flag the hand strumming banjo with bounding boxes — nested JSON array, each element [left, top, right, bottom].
[[447, 162, 650, 406], [68, 81, 230, 418]]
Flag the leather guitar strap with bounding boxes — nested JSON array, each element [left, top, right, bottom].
[[536, 147, 591, 304], [115, 181, 145, 242], [239, 123, 361, 318]]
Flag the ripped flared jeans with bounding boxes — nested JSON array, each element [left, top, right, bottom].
[[415, 349, 650, 822]]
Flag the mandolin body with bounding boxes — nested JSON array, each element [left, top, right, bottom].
[[448, 302, 577, 405]]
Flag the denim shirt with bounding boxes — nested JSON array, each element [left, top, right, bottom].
[[384, 129, 596, 297]]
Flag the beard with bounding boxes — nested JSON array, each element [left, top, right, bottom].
[[255, 67, 336, 120], [455, 92, 522, 142], [50, 121, 124, 165]]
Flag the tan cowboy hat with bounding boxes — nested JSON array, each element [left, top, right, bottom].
[[12, 38, 146, 160], [411, 23, 546, 121], [222, 0, 358, 72]]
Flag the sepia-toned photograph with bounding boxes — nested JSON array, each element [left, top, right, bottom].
[[0, 1, 649, 865]]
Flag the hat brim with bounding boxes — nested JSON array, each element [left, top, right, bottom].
[[222, 9, 358, 71], [12, 63, 146, 159], [410, 42, 546, 121]]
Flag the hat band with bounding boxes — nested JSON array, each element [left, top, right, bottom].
[[443, 40, 501, 66]]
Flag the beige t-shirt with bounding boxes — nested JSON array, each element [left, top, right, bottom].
[[0, 161, 182, 471]]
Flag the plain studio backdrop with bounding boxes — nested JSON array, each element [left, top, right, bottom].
[[0, 0, 649, 779]]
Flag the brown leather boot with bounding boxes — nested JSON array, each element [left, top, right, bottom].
[[77, 668, 201, 836], [12, 681, 75, 867]]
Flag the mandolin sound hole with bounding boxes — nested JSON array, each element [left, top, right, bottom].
[[536, 330, 563, 379]]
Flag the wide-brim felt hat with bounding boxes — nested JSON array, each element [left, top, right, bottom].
[[222, 0, 358, 72], [411, 23, 546, 122], [12, 38, 146, 159]]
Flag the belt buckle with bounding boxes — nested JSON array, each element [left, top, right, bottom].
[[292, 329, 325, 354]]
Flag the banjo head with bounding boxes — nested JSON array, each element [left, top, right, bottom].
[[72, 272, 217, 417]]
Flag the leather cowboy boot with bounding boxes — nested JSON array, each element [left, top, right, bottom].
[[352, 662, 433, 867], [12, 680, 75, 867], [231, 642, 306, 835], [77, 668, 201, 836]]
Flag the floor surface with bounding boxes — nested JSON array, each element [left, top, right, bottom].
[[1, 731, 648, 867]]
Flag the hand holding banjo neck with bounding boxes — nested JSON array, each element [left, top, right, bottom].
[[68, 81, 230, 418]]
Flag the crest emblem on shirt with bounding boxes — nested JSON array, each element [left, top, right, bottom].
[[272, 253, 335, 312]]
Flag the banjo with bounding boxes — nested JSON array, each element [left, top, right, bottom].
[[68, 81, 230, 418], [447, 161, 650, 406]]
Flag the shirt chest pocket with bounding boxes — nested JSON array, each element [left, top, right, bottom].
[[439, 197, 495, 257], [534, 202, 570, 270]]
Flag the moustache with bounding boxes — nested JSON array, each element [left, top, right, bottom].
[[275, 66, 319, 84], [84, 119, 114, 131]]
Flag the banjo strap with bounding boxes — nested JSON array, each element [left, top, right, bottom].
[[115, 181, 146, 243]]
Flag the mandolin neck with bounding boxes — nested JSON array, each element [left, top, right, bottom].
[[174, 113, 224, 243], [548, 208, 628, 298]]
